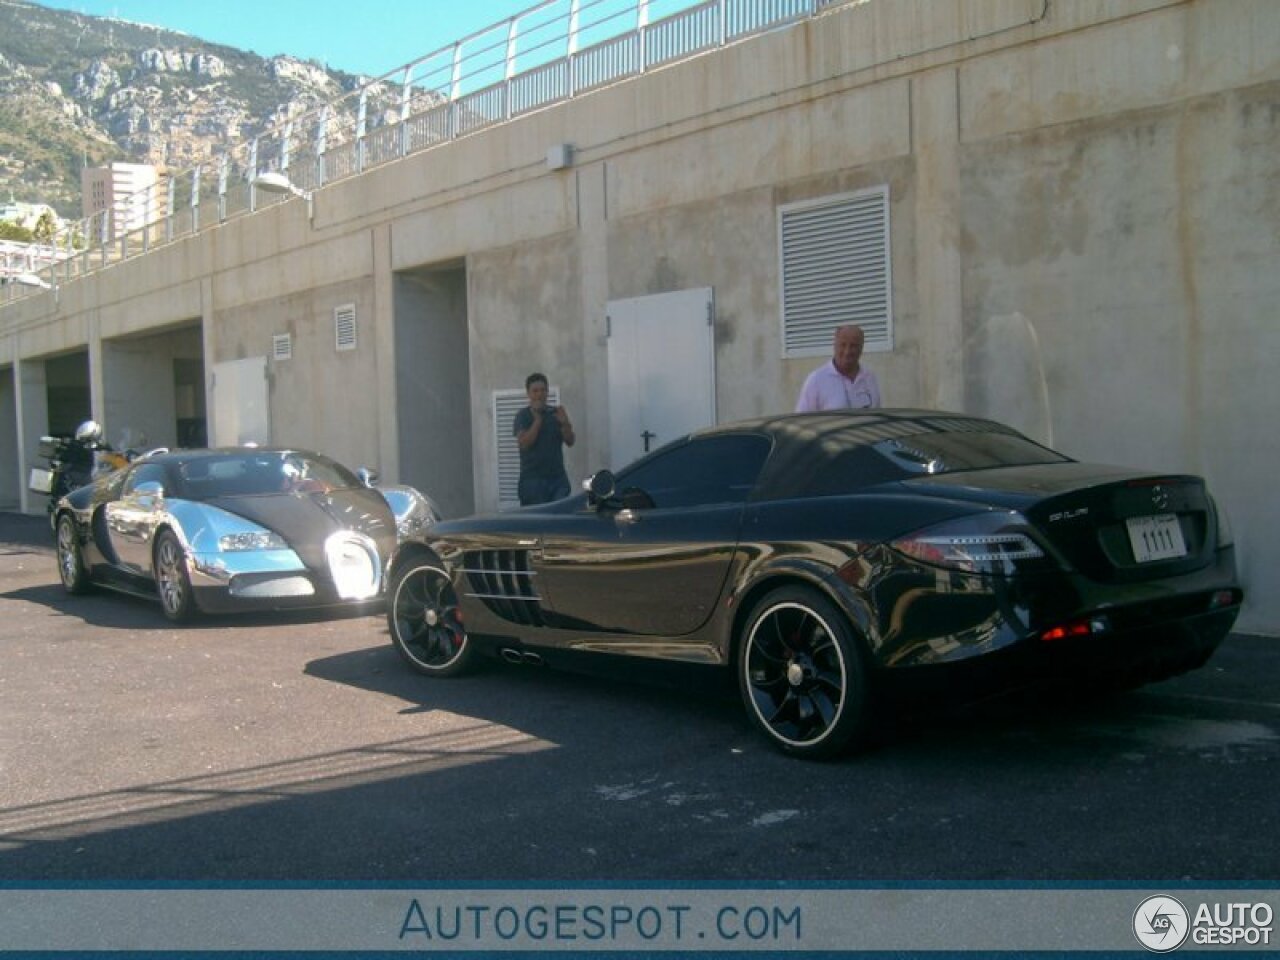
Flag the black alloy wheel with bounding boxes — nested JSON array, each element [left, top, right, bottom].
[[388, 561, 472, 676], [153, 530, 196, 623], [739, 586, 872, 759], [55, 514, 91, 594]]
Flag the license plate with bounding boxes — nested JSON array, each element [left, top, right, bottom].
[[1126, 514, 1187, 563], [28, 468, 53, 494]]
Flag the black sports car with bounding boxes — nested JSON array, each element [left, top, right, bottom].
[[53, 447, 438, 622], [385, 410, 1242, 758]]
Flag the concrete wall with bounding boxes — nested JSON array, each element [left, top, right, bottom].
[[0, 0, 1275, 633], [101, 325, 202, 449], [394, 267, 475, 518], [215, 276, 382, 469], [959, 81, 1280, 600], [467, 231, 589, 505]]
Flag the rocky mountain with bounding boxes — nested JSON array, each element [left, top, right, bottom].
[[0, 0, 373, 219]]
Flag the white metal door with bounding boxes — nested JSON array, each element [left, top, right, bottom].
[[606, 288, 715, 469], [210, 356, 269, 447]]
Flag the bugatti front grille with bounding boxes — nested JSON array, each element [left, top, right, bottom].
[[461, 550, 545, 627]]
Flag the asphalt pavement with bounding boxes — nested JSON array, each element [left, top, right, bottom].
[[1, 510, 1277, 883]]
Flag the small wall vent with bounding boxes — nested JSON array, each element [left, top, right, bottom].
[[334, 303, 357, 352], [272, 333, 292, 361]]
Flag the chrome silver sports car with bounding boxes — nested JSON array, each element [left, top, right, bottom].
[[53, 447, 438, 622]]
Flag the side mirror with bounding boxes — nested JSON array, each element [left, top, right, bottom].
[[357, 467, 380, 488], [585, 469, 616, 505], [133, 480, 164, 500]]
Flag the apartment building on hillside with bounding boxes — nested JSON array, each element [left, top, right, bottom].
[[81, 162, 162, 242]]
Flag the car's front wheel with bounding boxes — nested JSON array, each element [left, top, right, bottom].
[[388, 559, 473, 676], [55, 514, 91, 595], [738, 586, 873, 759], [153, 530, 196, 623]]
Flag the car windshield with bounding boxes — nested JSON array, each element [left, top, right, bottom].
[[176, 451, 359, 498]]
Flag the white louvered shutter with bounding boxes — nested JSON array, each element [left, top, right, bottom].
[[334, 303, 357, 351], [778, 185, 892, 355], [494, 386, 559, 511]]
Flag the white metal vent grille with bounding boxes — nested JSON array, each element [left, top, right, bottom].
[[494, 385, 558, 511], [334, 303, 357, 352], [272, 333, 292, 361], [778, 185, 892, 356]]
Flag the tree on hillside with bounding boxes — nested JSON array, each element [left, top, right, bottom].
[[33, 210, 57, 244]]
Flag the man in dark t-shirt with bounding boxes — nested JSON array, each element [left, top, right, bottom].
[[513, 372, 575, 506]]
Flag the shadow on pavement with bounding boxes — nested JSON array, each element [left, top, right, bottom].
[[0, 510, 55, 551], [2, 513, 1276, 883]]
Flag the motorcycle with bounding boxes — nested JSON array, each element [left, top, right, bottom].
[[28, 420, 126, 524]]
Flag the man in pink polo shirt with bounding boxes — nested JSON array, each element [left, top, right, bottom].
[[795, 324, 882, 411]]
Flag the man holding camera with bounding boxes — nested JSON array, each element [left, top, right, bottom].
[[513, 371, 575, 506]]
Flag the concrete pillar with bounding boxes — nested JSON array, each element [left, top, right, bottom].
[[87, 311, 104, 427], [372, 224, 400, 482], [15, 356, 49, 515], [576, 161, 610, 472], [0, 367, 18, 509], [200, 276, 216, 445]]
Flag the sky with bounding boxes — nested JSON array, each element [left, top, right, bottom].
[[33, 0, 547, 79]]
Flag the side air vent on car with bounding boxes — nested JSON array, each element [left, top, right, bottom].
[[460, 550, 545, 627]]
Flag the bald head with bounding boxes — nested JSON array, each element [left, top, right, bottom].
[[833, 325, 865, 378]]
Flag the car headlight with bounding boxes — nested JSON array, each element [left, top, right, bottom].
[[383, 487, 441, 539], [890, 512, 1047, 576], [219, 531, 288, 551], [325, 531, 381, 600]]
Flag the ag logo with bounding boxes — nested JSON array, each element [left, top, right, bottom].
[[1134, 895, 1190, 952]]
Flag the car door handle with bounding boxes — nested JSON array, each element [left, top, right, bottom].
[[616, 509, 640, 525]]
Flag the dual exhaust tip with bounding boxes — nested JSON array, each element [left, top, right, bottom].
[[500, 647, 545, 666]]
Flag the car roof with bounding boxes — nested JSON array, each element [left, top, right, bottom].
[[682, 409, 1031, 500], [689, 408, 1007, 444]]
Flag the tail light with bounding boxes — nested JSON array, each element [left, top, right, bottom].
[[1041, 615, 1110, 642], [890, 511, 1048, 576], [1209, 589, 1241, 610]]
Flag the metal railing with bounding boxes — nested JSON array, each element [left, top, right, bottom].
[[1, 0, 848, 308]]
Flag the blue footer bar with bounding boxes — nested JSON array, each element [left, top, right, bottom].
[[0, 887, 1276, 952]]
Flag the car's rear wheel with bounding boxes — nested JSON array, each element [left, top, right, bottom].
[[388, 560, 473, 676], [153, 530, 196, 623], [55, 514, 91, 595], [738, 586, 872, 759]]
